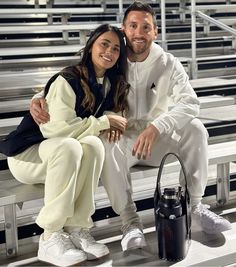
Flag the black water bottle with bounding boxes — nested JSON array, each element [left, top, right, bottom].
[[154, 153, 191, 262], [158, 188, 182, 220]]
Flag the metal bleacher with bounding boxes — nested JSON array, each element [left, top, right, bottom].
[[0, 0, 236, 261]]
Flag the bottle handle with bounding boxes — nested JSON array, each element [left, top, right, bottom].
[[154, 152, 191, 234], [155, 153, 189, 198]]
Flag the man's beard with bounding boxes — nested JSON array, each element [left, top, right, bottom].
[[127, 39, 148, 55]]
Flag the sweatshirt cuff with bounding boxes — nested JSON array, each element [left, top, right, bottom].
[[97, 115, 110, 131], [32, 91, 44, 101], [151, 121, 165, 135]]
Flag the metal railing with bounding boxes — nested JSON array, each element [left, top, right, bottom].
[[190, 1, 236, 79]]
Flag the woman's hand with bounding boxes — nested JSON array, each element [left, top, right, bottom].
[[105, 128, 122, 143], [107, 114, 127, 133], [30, 98, 50, 125]]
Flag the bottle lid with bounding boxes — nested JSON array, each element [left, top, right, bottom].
[[163, 188, 176, 199]]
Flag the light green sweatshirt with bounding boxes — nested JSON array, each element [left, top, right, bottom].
[[39, 75, 110, 140]]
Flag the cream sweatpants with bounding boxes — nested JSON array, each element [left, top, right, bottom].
[[100, 118, 209, 228], [8, 136, 104, 232]]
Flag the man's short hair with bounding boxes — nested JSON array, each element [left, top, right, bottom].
[[123, 1, 157, 27]]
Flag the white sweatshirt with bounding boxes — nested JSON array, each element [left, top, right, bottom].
[[127, 43, 200, 135]]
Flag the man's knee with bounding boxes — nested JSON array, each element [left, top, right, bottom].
[[182, 118, 209, 141]]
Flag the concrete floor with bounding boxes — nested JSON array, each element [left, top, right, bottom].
[[2, 203, 236, 267]]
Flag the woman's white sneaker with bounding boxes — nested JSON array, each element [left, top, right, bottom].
[[69, 228, 109, 260], [38, 230, 87, 266]]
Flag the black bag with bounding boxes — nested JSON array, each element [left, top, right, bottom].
[[154, 152, 191, 261]]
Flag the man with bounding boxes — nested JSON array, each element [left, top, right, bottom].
[[30, 1, 231, 252]]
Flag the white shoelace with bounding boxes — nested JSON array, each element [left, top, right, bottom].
[[76, 229, 95, 243], [57, 232, 75, 251]]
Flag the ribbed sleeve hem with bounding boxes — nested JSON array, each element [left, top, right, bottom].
[[98, 115, 110, 131]]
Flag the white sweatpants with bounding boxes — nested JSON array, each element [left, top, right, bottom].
[[100, 118, 209, 227], [8, 136, 104, 232]]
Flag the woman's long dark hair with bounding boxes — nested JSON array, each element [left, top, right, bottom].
[[66, 24, 129, 115]]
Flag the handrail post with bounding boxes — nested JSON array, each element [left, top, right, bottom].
[[46, 0, 53, 8], [161, 0, 167, 51], [35, 0, 39, 8], [179, 0, 186, 23], [191, 0, 198, 79], [46, 0, 53, 25], [118, 0, 124, 23]]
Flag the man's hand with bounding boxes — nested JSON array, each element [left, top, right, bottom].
[[30, 98, 50, 125], [132, 124, 160, 160]]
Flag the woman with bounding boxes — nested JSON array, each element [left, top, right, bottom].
[[1, 24, 129, 266]]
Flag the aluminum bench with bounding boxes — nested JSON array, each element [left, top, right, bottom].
[[1, 139, 236, 257]]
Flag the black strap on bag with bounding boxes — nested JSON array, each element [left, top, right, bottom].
[[154, 152, 191, 235]]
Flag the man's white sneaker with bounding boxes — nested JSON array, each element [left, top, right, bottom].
[[192, 203, 232, 234], [38, 230, 86, 266], [70, 228, 109, 260], [121, 225, 147, 251]]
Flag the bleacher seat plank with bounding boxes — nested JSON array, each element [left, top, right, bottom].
[[0, 8, 105, 15], [190, 4, 236, 11], [0, 23, 121, 44], [0, 56, 81, 70], [0, 99, 30, 114], [190, 75, 236, 89], [196, 54, 236, 62], [219, 18, 236, 26], [0, 23, 121, 34], [199, 105, 236, 124], [1, 95, 234, 117], [0, 179, 44, 205], [199, 95, 235, 108], [0, 44, 83, 57], [0, 118, 22, 137], [208, 141, 236, 165]]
